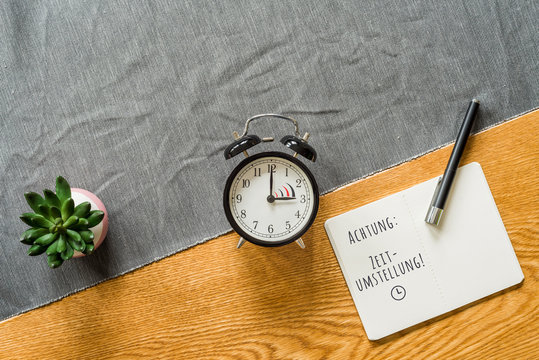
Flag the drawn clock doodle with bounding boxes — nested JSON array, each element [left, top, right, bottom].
[[223, 114, 320, 249]]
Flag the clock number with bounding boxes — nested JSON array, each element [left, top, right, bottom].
[[295, 210, 301, 218], [236, 194, 242, 203], [300, 194, 306, 203], [240, 210, 246, 219], [254, 168, 261, 177], [267, 164, 276, 173], [285, 221, 291, 229], [253, 220, 258, 229], [285, 168, 289, 177], [296, 179, 302, 187], [268, 224, 274, 233], [242, 179, 250, 188]]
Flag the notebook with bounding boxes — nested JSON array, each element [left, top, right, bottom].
[[324, 162, 524, 340]]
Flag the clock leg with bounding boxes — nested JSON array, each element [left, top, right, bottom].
[[237, 237, 246, 249], [295, 238, 305, 249]]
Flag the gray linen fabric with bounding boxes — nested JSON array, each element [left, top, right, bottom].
[[0, 0, 537, 321]]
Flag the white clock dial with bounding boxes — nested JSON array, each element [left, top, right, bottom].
[[225, 154, 318, 245]]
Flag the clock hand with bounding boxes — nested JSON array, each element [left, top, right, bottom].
[[267, 170, 275, 203], [273, 197, 296, 201], [270, 169, 273, 196]]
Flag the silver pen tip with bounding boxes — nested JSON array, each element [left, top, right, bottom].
[[425, 206, 444, 226], [471, 98, 480, 104]]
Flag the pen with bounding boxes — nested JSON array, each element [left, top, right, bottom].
[[425, 99, 480, 225]]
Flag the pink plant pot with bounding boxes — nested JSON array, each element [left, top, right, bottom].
[[71, 188, 108, 258]]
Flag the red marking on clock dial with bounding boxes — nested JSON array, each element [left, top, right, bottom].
[[274, 183, 295, 198]]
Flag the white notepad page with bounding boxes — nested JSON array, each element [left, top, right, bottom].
[[324, 162, 524, 340]]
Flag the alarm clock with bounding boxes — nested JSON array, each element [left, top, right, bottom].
[[223, 114, 319, 249]]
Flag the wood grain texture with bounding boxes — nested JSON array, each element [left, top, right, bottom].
[[1, 110, 538, 360]]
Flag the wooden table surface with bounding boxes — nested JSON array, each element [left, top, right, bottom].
[[1, 110, 537, 360]]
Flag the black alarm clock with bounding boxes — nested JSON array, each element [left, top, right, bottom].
[[223, 114, 319, 249]]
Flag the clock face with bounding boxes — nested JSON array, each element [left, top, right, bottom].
[[223, 152, 319, 246]]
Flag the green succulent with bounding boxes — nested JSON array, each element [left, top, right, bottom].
[[19, 176, 104, 269]]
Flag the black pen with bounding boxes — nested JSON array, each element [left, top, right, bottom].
[[425, 99, 480, 225]]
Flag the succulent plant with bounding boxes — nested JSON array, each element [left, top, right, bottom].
[[19, 176, 104, 268]]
